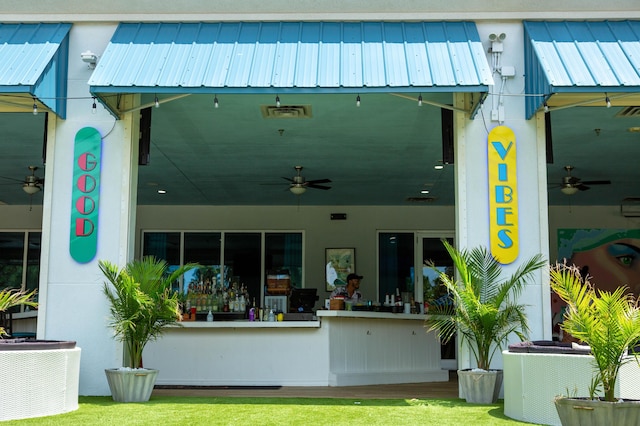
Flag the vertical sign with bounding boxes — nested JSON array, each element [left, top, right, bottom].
[[70, 127, 102, 263], [488, 125, 519, 264]]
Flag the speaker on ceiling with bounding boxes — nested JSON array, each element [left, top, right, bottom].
[[545, 111, 553, 164], [139, 107, 152, 166], [441, 108, 454, 164]]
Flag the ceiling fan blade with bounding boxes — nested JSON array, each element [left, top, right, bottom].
[[307, 184, 331, 190], [281, 177, 294, 183], [0, 175, 25, 183], [567, 177, 581, 185], [307, 178, 331, 185], [573, 183, 591, 191], [580, 180, 611, 185]]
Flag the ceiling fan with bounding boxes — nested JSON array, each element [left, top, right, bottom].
[[556, 165, 611, 195], [0, 166, 44, 195], [282, 166, 331, 195]]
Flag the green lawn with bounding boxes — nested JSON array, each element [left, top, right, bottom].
[[5, 396, 538, 425]]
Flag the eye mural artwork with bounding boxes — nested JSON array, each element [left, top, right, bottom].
[[69, 127, 102, 263], [487, 125, 519, 264]]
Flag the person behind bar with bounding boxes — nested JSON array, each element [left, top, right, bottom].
[[330, 273, 363, 301]]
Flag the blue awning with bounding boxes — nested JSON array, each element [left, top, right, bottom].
[[524, 20, 640, 118], [89, 22, 493, 116], [0, 23, 71, 118]]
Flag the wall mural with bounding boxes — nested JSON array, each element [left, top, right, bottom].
[[553, 228, 640, 340]]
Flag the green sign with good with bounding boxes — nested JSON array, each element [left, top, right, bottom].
[[69, 127, 102, 263]]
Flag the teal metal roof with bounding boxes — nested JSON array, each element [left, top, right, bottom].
[[524, 20, 640, 118], [89, 21, 492, 98], [0, 23, 71, 118]]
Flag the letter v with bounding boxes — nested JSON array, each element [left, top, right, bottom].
[[491, 141, 513, 160]]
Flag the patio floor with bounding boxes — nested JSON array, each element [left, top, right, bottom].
[[152, 371, 459, 400]]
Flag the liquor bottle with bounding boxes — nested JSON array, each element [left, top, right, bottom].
[[268, 308, 275, 322]]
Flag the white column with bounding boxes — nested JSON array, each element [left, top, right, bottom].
[[36, 23, 139, 395], [453, 22, 552, 373]]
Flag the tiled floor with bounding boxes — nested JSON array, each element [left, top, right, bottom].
[[152, 371, 459, 400]]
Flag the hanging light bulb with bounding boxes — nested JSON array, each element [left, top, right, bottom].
[[32, 97, 38, 115], [356, 95, 361, 107], [92, 97, 97, 114], [154, 95, 160, 108], [418, 94, 423, 107], [214, 95, 219, 109], [276, 95, 281, 107], [605, 93, 611, 108], [544, 101, 549, 113]]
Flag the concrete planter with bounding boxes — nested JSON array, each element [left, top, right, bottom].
[[0, 340, 80, 421], [555, 397, 640, 426], [457, 369, 503, 404], [105, 368, 159, 402]]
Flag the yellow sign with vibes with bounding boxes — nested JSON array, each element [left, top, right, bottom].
[[488, 125, 518, 264]]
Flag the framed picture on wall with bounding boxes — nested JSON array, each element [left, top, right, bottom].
[[325, 248, 355, 291]]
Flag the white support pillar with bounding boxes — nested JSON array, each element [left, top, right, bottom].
[[453, 92, 551, 376]]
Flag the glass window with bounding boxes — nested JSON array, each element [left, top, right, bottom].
[[25, 232, 42, 298], [141, 230, 303, 306], [378, 232, 414, 301], [143, 232, 181, 291], [0, 231, 41, 311], [224, 233, 261, 301], [183, 232, 222, 295], [0, 232, 25, 292], [265, 233, 302, 288]]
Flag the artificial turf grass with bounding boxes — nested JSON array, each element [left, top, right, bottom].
[[5, 397, 533, 425]]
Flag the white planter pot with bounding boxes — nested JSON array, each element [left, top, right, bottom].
[[0, 341, 81, 421], [457, 369, 503, 404], [105, 368, 159, 402], [555, 397, 640, 426]]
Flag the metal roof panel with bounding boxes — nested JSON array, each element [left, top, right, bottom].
[[0, 23, 70, 117], [90, 21, 491, 96], [525, 20, 640, 118]]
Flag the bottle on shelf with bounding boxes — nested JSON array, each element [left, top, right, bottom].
[[268, 308, 275, 322], [207, 310, 214, 322]]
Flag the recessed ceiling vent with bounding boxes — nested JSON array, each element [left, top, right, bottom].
[[406, 197, 437, 203], [261, 105, 312, 119], [616, 106, 640, 118]]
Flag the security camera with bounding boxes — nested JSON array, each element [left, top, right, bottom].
[[80, 50, 98, 69]]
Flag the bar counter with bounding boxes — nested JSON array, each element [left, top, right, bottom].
[[144, 310, 449, 387]]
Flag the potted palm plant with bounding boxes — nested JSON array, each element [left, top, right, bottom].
[[100, 256, 197, 402], [425, 240, 546, 404], [549, 262, 640, 425]]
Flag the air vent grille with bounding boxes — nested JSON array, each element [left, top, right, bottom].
[[616, 106, 640, 118], [261, 105, 312, 119]]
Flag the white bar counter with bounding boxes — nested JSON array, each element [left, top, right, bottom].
[[144, 310, 448, 387]]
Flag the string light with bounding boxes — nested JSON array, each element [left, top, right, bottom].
[[418, 94, 423, 107], [275, 95, 280, 107], [356, 94, 361, 107], [214, 95, 219, 109], [544, 101, 549, 113], [605, 93, 611, 108], [92, 97, 97, 114], [154, 95, 160, 108], [32, 97, 38, 115]]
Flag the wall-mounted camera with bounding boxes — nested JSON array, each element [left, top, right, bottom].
[[80, 50, 98, 69]]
